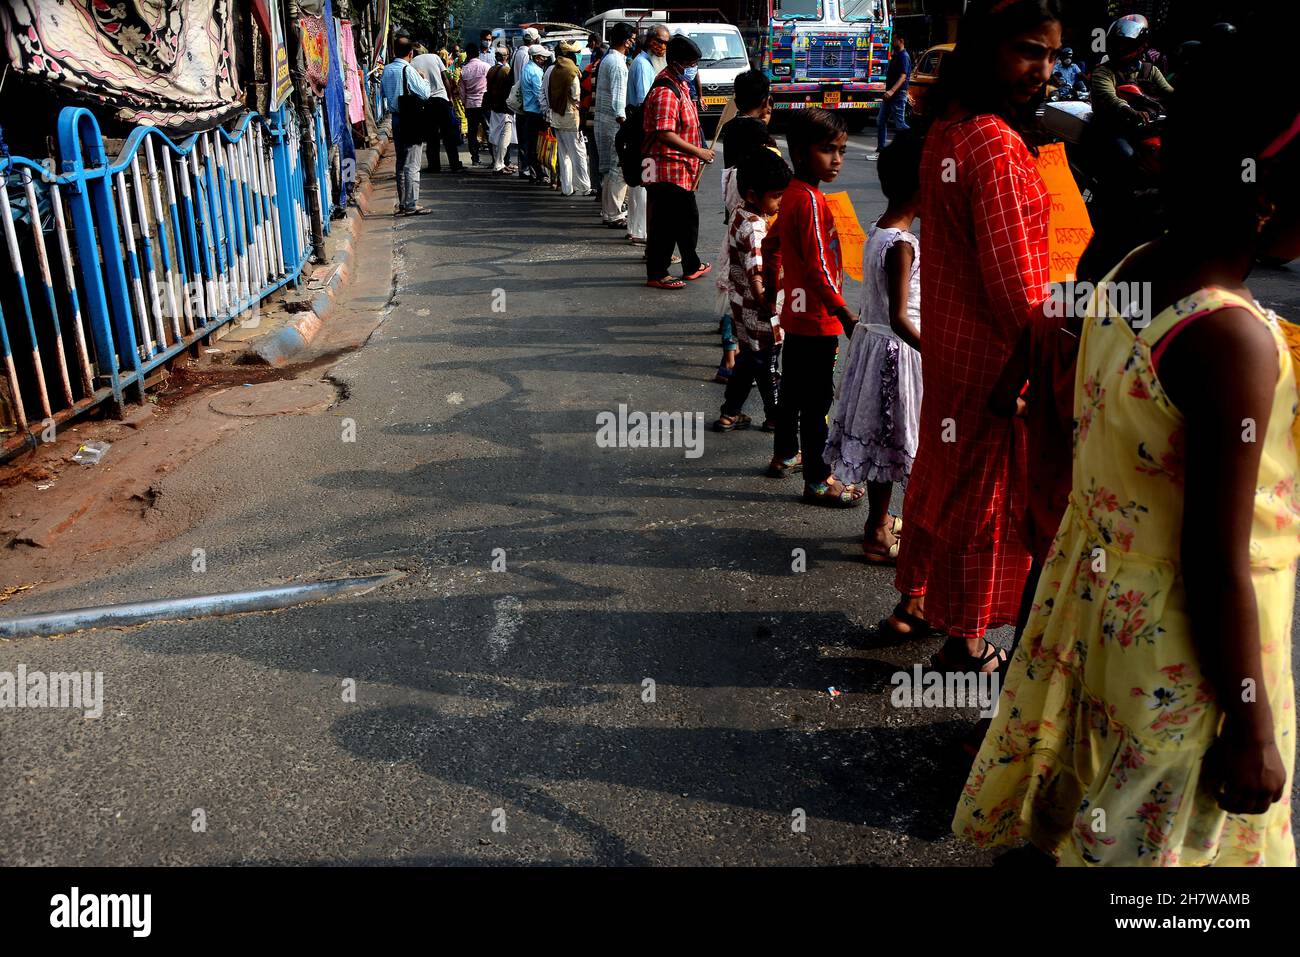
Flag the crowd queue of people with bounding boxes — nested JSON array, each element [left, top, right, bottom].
[[381, 0, 1300, 867]]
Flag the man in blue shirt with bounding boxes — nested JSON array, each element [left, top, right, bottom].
[[1052, 48, 1083, 93], [380, 36, 432, 214], [519, 44, 548, 181], [876, 35, 911, 154], [627, 24, 668, 107]]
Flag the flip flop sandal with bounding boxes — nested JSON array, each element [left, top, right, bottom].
[[712, 413, 751, 432], [646, 277, 686, 290], [802, 480, 866, 508], [861, 541, 899, 566], [404, 206, 433, 216], [766, 455, 803, 478], [875, 604, 944, 641], [760, 420, 777, 432], [683, 263, 712, 280], [928, 638, 1009, 680]]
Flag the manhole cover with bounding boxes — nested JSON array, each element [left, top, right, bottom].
[[209, 379, 337, 417]]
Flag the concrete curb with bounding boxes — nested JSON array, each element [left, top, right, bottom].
[[246, 141, 389, 366]]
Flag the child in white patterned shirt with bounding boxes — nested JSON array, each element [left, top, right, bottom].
[[712, 148, 792, 433]]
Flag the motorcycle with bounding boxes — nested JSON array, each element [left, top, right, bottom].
[[1048, 78, 1090, 104], [1037, 83, 1164, 281]]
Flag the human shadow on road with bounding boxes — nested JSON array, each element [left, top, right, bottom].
[[327, 697, 978, 863]]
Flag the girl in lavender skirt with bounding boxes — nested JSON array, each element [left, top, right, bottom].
[[824, 130, 923, 563]]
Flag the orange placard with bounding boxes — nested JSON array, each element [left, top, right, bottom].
[[823, 191, 865, 282], [1035, 142, 1093, 283], [1277, 320, 1300, 457]]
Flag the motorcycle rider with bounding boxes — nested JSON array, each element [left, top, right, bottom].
[[1051, 47, 1084, 96], [1092, 15, 1172, 134]]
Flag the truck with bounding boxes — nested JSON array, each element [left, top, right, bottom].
[[585, 3, 894, 128], [748, 0, 893, 125]]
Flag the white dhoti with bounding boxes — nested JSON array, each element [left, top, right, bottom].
[[490, 111, 515, 169], [594, 114, 627, 224], [627, 186, 647, 240], [556, 130, 591, 195]]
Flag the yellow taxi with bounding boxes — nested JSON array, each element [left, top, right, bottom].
[[906, 43, 953, 118]]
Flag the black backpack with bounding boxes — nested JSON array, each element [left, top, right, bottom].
[[616, 74, 685, 187]]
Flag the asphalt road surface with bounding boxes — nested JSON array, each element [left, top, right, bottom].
[[1, 129, 1297, 865]]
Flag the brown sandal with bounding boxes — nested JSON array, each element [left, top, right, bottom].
[[766, 454, 803, 478], [861, 541, 899, 566], [712, 413, 752, 432]]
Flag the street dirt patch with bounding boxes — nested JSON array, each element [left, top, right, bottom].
[[0, 178, 399, 604]]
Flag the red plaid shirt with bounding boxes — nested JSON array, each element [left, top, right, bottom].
[[641, 70, 701, 189]]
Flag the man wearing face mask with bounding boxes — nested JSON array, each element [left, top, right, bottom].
[[643, 34, 715, 288], [683, 60, 702, 112]]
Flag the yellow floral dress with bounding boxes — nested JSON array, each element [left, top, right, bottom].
[[953, 280, 1300, 866]]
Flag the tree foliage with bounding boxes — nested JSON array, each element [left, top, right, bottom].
[[391, 0, 602, 46]]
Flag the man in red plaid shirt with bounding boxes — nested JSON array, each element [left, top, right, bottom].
[[642, 34, 716, 289]]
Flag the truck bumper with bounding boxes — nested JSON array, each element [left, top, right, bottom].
[[769, 82, 887, 112]]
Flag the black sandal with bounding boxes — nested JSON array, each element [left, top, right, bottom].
[[929, 638, 1009, 679]]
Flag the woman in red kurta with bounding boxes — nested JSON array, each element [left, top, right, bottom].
[[891, 0, 1060, 672]]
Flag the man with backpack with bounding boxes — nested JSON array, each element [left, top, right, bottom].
[[643, 34, 714, 288], [379, 36, 432, 215]]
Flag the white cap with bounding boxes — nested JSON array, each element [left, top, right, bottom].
[[529, 43, 547, 57], [523, 27, 540, 41]]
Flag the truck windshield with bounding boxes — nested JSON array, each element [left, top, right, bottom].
[[685, 30, 749, 66], [840, 0, 885, 21], [774, 0, 821, 21]]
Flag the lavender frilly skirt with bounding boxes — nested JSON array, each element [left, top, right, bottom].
[[823, 322, 923, 485]]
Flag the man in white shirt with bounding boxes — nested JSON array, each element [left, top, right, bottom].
[[511, 28, 540, 91], [594, 22, 634, 227], [411, 47, 464, 173]]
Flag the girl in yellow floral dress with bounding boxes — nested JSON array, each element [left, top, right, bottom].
[[954, 26, 1300, 866]]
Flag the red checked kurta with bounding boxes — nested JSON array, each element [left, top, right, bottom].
[[896, 113, 1050, 638]]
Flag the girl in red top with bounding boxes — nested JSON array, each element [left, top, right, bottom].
[[768, 108, 864, 506], [888, 0, 1058, 674]]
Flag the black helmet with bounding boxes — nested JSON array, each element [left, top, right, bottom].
[[1107, 14, 1149, 61]]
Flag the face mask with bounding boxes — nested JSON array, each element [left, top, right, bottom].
[[683, 65, 698, 82]]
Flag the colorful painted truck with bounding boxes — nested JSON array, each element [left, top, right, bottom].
[[742, 0, 893, 124], [700, 0, 894, 124], [586, 4, 893, 126]]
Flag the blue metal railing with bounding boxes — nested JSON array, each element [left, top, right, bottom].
[[1, 104, 330, 451]]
